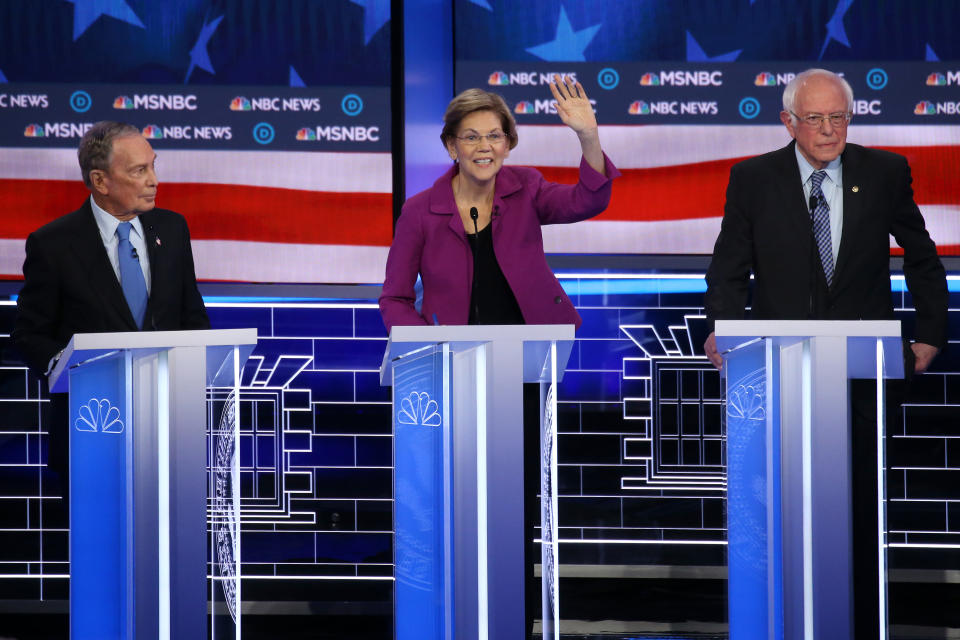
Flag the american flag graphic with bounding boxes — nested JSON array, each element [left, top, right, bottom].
[[510, 124, 960, 256]]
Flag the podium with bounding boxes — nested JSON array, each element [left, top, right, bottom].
[[715, 320, 903, 640], [380, 324, 575, 640], [49, 328, 258, 640]]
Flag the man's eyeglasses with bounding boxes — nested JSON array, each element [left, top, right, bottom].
[[790, 111, 852, 129], [456, 132, 506, 146]]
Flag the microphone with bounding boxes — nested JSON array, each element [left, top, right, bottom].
[[807, 192, 818, 317], [468, 207, 480, 322], [131, 247, 139, 260], [469, 207, 479, 233]]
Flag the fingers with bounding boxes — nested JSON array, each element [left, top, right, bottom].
[[551, 74, 581, 100], [548, 78, 563, 103], [704, 332, 723, 370], [574, 80, 588, 101]]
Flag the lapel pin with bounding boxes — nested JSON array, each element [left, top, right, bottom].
[[155, 237, 161, 246], [851, 186, 859, 193]]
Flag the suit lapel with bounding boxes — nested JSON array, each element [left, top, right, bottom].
[[772, 142, 812, 238], [141, 212, 165, 329], [834, 144, 863, 284], [69, 200, 138, 330]]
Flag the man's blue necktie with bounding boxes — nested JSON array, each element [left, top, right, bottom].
[[116, 221, 147, 328], [809, 170, 835, 287]]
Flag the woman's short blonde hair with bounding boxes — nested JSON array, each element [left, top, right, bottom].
[[440, 89, 519, 150]]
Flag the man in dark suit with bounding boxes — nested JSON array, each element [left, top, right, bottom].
[[703, 70, 948, 638], [13, 121, 210, 374], [12, 121, 210, 495]]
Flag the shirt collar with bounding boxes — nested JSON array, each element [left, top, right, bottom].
[[794, 143, 842, 187], [90, 195, 145, 242]]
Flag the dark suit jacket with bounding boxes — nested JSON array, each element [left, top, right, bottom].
[[705, 141, 948, 349], [12, 199, 210, 375]]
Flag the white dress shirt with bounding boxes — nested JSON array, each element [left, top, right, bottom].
[[795, 145, 843, 263], [89, 195, 152, 294]]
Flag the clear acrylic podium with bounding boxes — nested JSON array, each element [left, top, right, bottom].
[[48, 328, 257, 640], [715, 320, 903, 640], [380, 324, 575, 640]]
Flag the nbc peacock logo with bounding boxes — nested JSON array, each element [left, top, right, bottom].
[[640, 72, 660, 86], [23, 124, 44, 137], [513, 101, 534, 114], [926, 73, 946, 86], [488, 71, 509, 86], [295, 127, 316, 141], [230, 96, 252, 111], [75, 398, 125, 434], [113, 95, 134, 109], [914, 101, 936, 115], [141, 124, 163, 138], [397, 391, 441, 427], [628, 101, 650, 115], [754, 72, 776, 86]]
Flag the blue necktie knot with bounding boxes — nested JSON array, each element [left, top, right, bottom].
[[116, 221, 147, 328]]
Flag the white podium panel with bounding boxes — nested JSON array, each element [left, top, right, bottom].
[[716, 320, 901, 640], [381, 324, 575, 640], [50, 329, 257, 640]]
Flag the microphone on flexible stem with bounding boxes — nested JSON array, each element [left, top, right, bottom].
[[469, 207, 479, 233], [469, 207, 480, 322], [809, 193, 818, 213]]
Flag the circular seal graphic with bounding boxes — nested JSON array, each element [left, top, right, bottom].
[[252, 122, 275, 145], [597, 68, 620, 90], [70, 90, 92, 113], [214, 391, 239, 623], [866, 67, 888, 90], [341, 93, 363, 116], [738, 96, 761, 120]]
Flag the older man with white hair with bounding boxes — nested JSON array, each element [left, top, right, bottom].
[[703, 68, 947, 638]]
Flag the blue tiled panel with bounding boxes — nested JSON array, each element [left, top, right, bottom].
[[252, 338, 314, 367], [313, 403, 392, 435], [578, 338, 636, 370], [558, 496, 622, 528], [356, 436, 391, 467], [313, 468, 391, 499], [242, 531, 316, 564], [622, 497, 705, 528], [255, 434, 276, 468], [559, 370, 622, 402], [315, 532, 392, 563], [1, 273, 959, 598], [290, 436, 354, 467], [207, 305, 272, 334], [355, 307, 389, 338], [289, 371, 355, 402], [355, 372, 393, 403], [313, 339, 386, 370], [273, 307, 354, 338], [576, 307, 624, 339]]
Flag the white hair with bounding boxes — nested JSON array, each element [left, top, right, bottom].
[[782, 68, 854, 123]]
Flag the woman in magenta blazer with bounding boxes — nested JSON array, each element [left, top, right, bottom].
[[379, 76, 619, 331]]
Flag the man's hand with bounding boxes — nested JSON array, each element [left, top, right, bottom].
[[912, 342, 939, 374], [704, 331, 723, 370]]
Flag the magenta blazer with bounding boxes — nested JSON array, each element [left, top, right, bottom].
[[379, 154, 620, 331]]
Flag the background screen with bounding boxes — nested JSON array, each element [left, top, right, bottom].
[[454, 0, 960, 255], [0, 0, 393, 283]]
